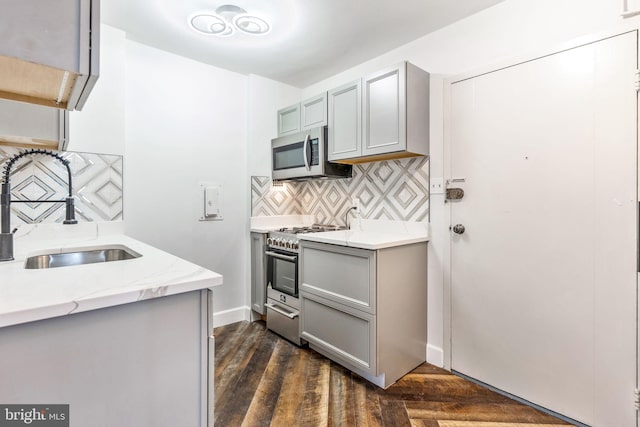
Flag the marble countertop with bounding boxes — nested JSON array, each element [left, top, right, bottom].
[[0, 222, 223, 328], [298, 219, 429, 250]]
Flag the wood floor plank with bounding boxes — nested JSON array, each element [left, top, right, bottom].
[[270, 346, 312, 426], [383, 373, 515, 404], [299, 351, 331, 426], [353, 373, 383, 427], [438, 423, 569, 427], [214, 320, 261, 390], [405, 402, 572, 424], [240, 339, 295, 427], [213, 320, 249, 365], [379, 399, 412, 427], [328, 364, 356, 426], [214, 321, 573, 427], [410, 420, 440, 427], [214, 329, 279, 427]]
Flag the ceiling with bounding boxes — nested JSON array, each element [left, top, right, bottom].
[[102, 0, 506, 88]]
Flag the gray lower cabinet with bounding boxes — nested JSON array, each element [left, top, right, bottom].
[[0, 289, 214, 427], [251, 232, 267, 315], [300, 240, 427, 388]]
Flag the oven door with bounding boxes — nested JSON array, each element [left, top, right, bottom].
[[266, 249, 298, 297], [271, 127, 324, 180]]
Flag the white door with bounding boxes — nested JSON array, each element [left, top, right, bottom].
[[448, 30, 638, 426]]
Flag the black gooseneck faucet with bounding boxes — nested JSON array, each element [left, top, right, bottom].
[[0, 149, 77, 262]]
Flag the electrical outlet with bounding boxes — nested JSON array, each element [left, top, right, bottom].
[[430, 178, 444, 195]]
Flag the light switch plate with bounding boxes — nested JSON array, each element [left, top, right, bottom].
[[199, 183, 223, 221], [430, 177, 444, 195]]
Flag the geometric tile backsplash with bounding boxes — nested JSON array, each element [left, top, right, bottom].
[[251, 156, 429, 226], [0, 147, 123, 226]]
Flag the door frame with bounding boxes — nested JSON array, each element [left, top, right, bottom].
[[441, 23, 640, 391]]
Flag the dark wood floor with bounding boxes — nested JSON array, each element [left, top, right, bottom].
[[214, 321, 573, 427]]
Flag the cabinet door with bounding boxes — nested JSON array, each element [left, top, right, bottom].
[[301, 293, 376, 375], [277, 103, 300, 136], [250, 232, 267, 314], [328, 80, 361, 161], [300, 241, 376, 314], [301, 92, 327, 130], [362, 63, 407, 156]]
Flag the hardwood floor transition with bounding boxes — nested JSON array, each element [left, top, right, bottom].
[[214, 321, 573, 427]]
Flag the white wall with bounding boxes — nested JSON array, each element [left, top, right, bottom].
[[123, 40, 249, 319], [68, 25, 126, 155], [296, 0, 640, 366]]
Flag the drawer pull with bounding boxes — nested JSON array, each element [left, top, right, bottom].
[[265, 302, 299, 319]]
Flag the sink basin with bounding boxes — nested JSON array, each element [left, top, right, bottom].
[[24, 245, 142, 269]]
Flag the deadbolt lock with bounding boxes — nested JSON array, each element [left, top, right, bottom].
[[446, 188, 464, 200]]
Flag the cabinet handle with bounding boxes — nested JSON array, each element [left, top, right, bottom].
[[265, 302, 299, 319]]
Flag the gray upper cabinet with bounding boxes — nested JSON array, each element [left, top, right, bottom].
[[328, 61, 429, 164], [277, 103, 301, 136], [277, 92, 328, 137], [362, 64, 406, 156], [300, 93, 327, 130], [0, 0, 100, 111], [327, 80, 361, 161]]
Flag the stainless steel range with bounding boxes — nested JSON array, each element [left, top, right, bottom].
[[265, 224, 343, 345]]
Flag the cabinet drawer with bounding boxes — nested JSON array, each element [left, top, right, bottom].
[[300, 241, 376, 313], [300, 294, 376, 375]]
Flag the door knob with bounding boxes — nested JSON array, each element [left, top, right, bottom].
[[452, 224, 465, 234]]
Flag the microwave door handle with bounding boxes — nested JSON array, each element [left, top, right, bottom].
[[303, 134, 310, 171], [265, 251, 298, 262]]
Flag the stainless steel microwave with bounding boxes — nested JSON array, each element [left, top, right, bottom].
[[271, 126, 352, 181]]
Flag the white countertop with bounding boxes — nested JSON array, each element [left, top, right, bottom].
[[298, 219, 429, 250], [0, 222, 222, 328]]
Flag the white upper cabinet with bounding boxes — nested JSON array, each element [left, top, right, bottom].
[[328, 61, 429, 164], [327, 80, 361, 161], [300, 92, 327, 130], [277, 92, 328, 137], [276, 103, 301, 136]]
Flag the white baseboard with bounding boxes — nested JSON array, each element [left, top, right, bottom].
[[213, 306, 251, 327], [426, 343, 444, 367]]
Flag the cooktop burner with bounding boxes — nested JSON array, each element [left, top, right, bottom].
[[277, 224, 345, 234]]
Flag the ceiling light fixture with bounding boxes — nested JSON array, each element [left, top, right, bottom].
[[189, 4, 270, 37]]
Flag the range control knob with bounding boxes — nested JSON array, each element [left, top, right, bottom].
[[266, 237, 273, 245], [285, 241, 292, 249], [291, 242, 299, 250]]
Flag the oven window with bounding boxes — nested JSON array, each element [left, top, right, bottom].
[[271, 256, 297, 296], [273, 141, 305, 170]]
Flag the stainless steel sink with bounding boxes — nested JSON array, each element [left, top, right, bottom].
[[24, 245, 142, 269]]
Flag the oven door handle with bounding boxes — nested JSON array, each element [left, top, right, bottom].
[[265, 250, 298, 262], [265, 302, 299, 319], [303, 134, 310, 171]]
